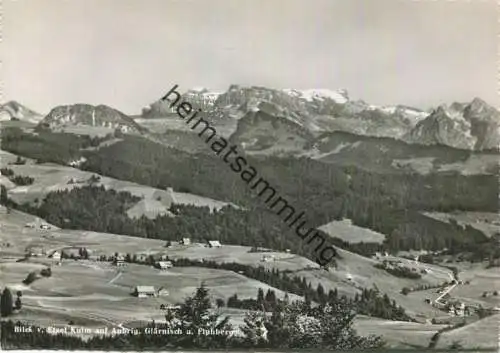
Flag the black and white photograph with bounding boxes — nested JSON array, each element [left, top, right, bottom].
[[0, 0, 498, 351]]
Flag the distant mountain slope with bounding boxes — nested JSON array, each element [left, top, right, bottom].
[[40, 104, 147, 133], [405, 98, 500, 151], [0, 101, 43, 123], [307, 130, 499, 175], [229, 101, 315, 155]]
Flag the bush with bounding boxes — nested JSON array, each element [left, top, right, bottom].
[[13, 156, 26, 165], [14, 297, 22, 310], [449, 341, 463, 350], [23, 272, 38, 285], [0, 168, 14, 177], [40, 267, 52, 277], [400, 287, 411, 295]]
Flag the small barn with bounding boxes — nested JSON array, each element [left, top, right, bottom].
[[180, 238, 191, 245], [25, 245, 45, 257], [158, 287, 169, 296], [40, 223, 52, 230], [50, 251, 61, 261], [113, 255, 126, 267], [157, 261, 173, 270], [261, 254, 275, 262], [207, 240, 222, 248], [133, 286, 156, 298]]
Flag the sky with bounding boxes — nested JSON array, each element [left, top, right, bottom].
[[3, 0, 497, 115]]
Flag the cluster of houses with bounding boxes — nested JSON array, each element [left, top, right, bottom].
[[447, 302, 468, 316], [66, 177, 87, 184], [22, 237, 227, 297], [172, 238, 222, 248], [25, 245, 90, 263], [372, 251, 389, 260], [25, 221, 52, 230], [112, 253, 173, 266], [67, 157, 87, 168], [429, 299, 470, 317]]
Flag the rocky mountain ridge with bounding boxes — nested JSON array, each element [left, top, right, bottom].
[[405, 98, 500, 150], [40, 104, 146, 133], [165, 85, 497, 152], [0, 101, 44, 123]]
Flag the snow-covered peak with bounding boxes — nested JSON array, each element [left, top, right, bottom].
[[367, 104, 429, 121], [189, 87, 209, 93], [185, 88, 222, 99], [282, 88, 349, 104]]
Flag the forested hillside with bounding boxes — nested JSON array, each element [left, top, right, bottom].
[[78, 135, 496, 253], [1, 127, 113, 165], [7, 185, 332, 263], [2, 128, 497, 257]]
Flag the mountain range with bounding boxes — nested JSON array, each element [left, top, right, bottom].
[[143, 85, 499, 151], [2, 85, 499, 152]]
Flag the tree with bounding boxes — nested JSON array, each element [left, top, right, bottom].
[[241, 310, 268, 347], [449, 340, 463, 350], [265, 289, 276, 304], [23, 272, 38, 284], [78, 247, 89, 260], [114, 128, 124, 138], [264, 301, 384, 350], [1, 288, 14, 317], [40, 267, 52, 277], [257, 288, 265, 306], [317, 283, 326, 303], [0, 185, 7, 205], [165, 283, 233, 348], [14, 297, 22, 310], [216, 298, 225, 308], [14, 156, 26, 165], [227, 294, 238, 308]]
